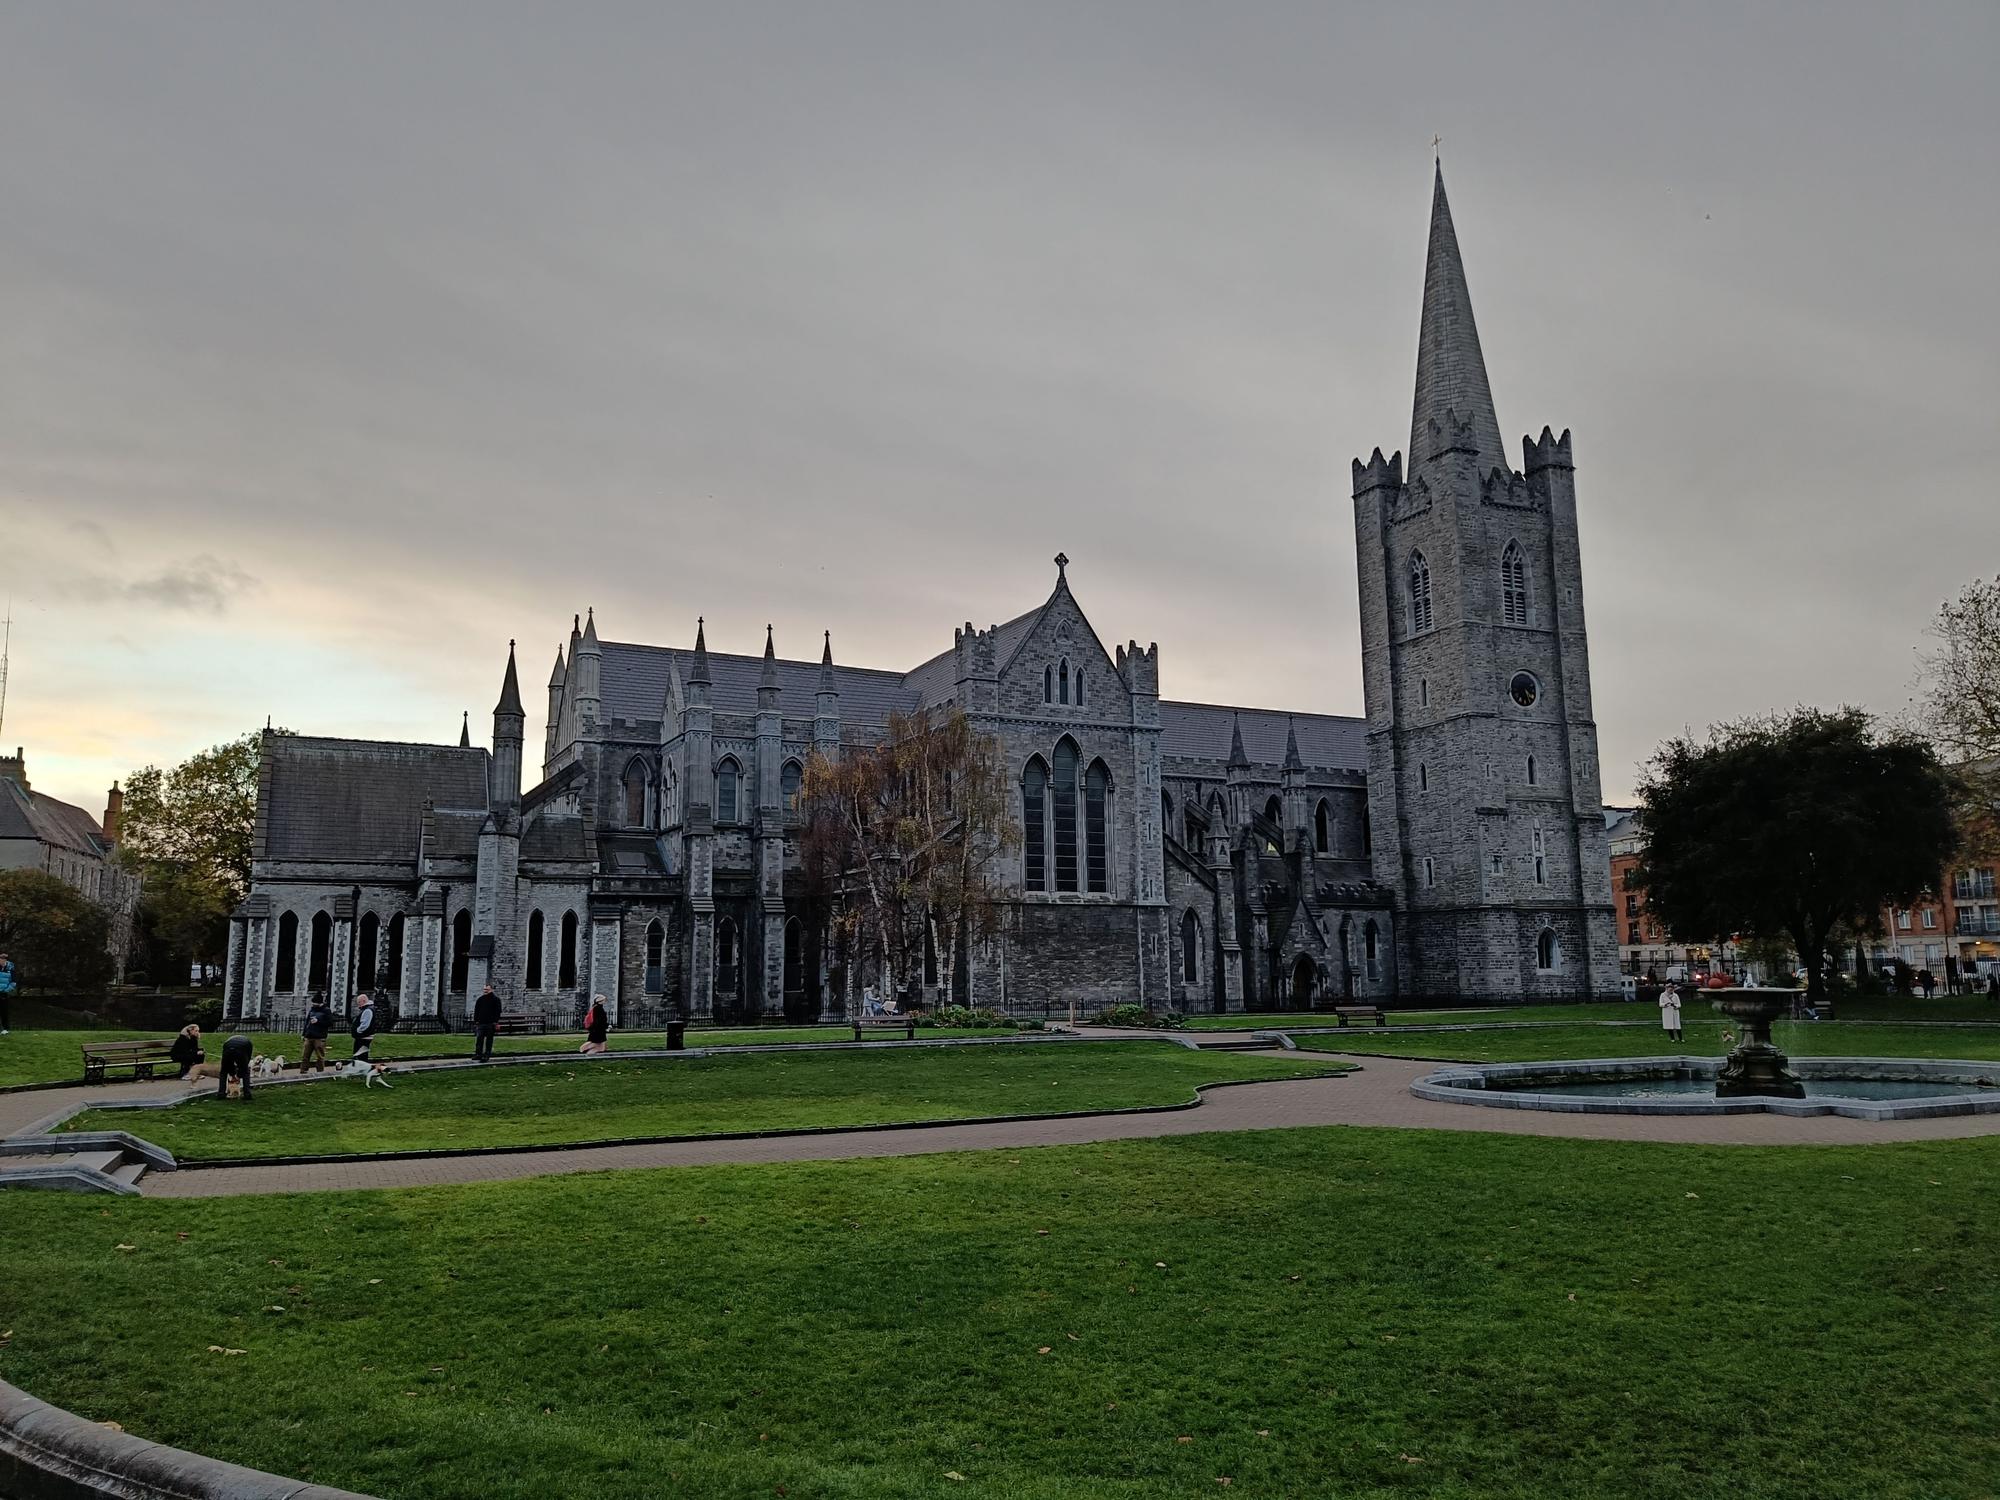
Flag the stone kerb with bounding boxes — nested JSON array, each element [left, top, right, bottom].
[[0, 1376, 378, 1500]]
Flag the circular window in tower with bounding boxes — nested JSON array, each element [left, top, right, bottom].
[[1509, 672, 1540, 708]]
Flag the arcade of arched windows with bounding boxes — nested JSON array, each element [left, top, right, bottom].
[[1019, 736, 1113, 896]]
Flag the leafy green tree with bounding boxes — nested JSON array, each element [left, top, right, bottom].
[[118, 729, 283, 974], [0, 869, 115, 996], [1636, 708, 1959, 1005]]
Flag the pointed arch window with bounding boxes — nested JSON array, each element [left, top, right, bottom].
[[1526, 755, 1537, 787], [716, 758, 740, 823], [1537, 928, 1558, 971], [645, 919, 665, 994], [1075, 671, 1084, 707], [781, 759, 803, 812], [559, 910, 579, 989], [1181, 909, 1201, 984], [784, 918, 805, 994], [526, 910, 545, 990], [275, 911, 298, 992], [1264, 795, 1281, 826], [1409, 551, 1434, 635], [1085, 759, 1110, 894], [1052, 739, 1080, 893], [1043, 665, 1054, 704], [308, 910, 332, 992], [358, 912, 379, 991], [1501, 542, 1529, 625], [1059, 658, 1071, 705], [385, 912, 405, 991], [1364, 920, 1380, 981], [622, 757, 648, 827], [665, 767, 679, 825], [449, 909, 472, 993], [1314, 799, 1331, 854], [1022, 758, 1048, 892]]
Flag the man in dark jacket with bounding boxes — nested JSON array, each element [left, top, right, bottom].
[[218, 1034, 255, 1100], [471, 983, 503, 1061], [0, 950, 16, 1033], [301, 993, 333, 1072], [351, 992, 379, 1061]]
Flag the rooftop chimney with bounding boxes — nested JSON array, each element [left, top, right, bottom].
[[0, 747, 24, 791], [103, 783, 124, 844]]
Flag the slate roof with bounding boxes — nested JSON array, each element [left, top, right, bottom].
[[1160, 703, 1367, 771], [260, 736, 490, 863], [522, 814, 590, 862], [0, 778, 113, 859], [599, 641, 919, 726], [902, 606, 1043, 707]]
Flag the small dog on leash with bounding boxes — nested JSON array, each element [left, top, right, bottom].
[[250, 1054, 287, 1078], [337, 1058, 394, 1088]]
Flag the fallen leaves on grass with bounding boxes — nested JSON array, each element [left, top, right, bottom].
[[206, 1346, 247, 1356]]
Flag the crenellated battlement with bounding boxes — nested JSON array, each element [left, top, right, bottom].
[[1351, 447, 1404, 497], [1480, 467, 1544, 512], [1423, 407, 1481, 462], [1116, 639, 1160, 696], [1522, 426, 1573, 475]]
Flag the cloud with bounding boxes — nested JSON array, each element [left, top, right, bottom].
[[122, 556, 258, 615]]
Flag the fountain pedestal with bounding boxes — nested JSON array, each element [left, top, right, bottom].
[[1712, 989, 1806, 1099]]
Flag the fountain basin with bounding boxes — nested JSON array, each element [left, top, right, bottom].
[[1412, 1056, 2000, 1121]]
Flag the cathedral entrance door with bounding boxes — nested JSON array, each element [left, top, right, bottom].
[[1290, 955, 1316, 1011]]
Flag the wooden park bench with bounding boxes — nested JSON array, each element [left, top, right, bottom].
[[851, 1014, 919, 1041], [1333, 1005, 1386, 1028], [494, 1013, 547, 1036], [81, 1039, 180, 1084]]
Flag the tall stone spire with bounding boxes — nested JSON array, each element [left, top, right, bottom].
[[758, 624, 780, 710], [1409, 161, 1506, 479], [1227, 712, 1250, 770], [1282, 716, 1303, 772], [493, 639, 524, 717], [819, 629, 835, 690], [458, 712, 471, 748]]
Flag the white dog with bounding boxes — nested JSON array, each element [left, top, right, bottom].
[[250, 1054, 288, 1078], [337, 1058, 394, 1088]]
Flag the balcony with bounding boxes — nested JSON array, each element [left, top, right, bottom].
[[1952, 876, 1997, 902], [1955, 915, 2000, 937]]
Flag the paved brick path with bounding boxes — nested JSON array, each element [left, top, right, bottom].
[[129, 1051, 2000, 1200]]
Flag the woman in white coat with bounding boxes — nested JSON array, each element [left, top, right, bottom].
[[1658, 981, 1684, 1044]]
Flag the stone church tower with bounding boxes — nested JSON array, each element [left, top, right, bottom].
[[1353, 163, 1619, 1000]]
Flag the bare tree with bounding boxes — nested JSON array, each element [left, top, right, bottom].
[[799, 709, 1016, 1008]]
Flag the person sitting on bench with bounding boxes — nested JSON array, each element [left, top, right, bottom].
[[170, 1024, 208, 1080]]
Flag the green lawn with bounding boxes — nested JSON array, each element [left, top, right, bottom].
[[1183, 997, 2000, 1030], [2, 1127, 1994, 1499], [1287, 1020, 2000, 1063], [0, 1025, 1014, 1090], [58, 1042, 1346, 1161], [0, 1027, 158, 1088]]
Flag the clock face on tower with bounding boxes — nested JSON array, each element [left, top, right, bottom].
[[1510, 672, 1539, 708]]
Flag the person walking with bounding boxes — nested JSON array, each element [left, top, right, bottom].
[[0, 949, 15, 1033], [579, 994, 611, 1055], [301, 993, 333, 1072], [1919, 967, 1936, 1001], [350, 991, 379, 1062], [1658, 980, 1684, 1045], [218, 1033, 255, 1099], [471, 983, 502, 1062]]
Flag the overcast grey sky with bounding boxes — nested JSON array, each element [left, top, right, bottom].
[[3, 1, 1996, 816]]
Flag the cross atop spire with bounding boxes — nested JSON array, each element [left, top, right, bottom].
[[1409, 161, 1506, 479], [1054, 551, 1069, 581], [689, 616, 711, 685]]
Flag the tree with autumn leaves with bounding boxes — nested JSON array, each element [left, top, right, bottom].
[[800, 709, 1016, 1007]]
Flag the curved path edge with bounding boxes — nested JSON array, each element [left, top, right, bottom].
[[135, 1053, 2000, 1199], [0, 1376, 376, 1500]]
